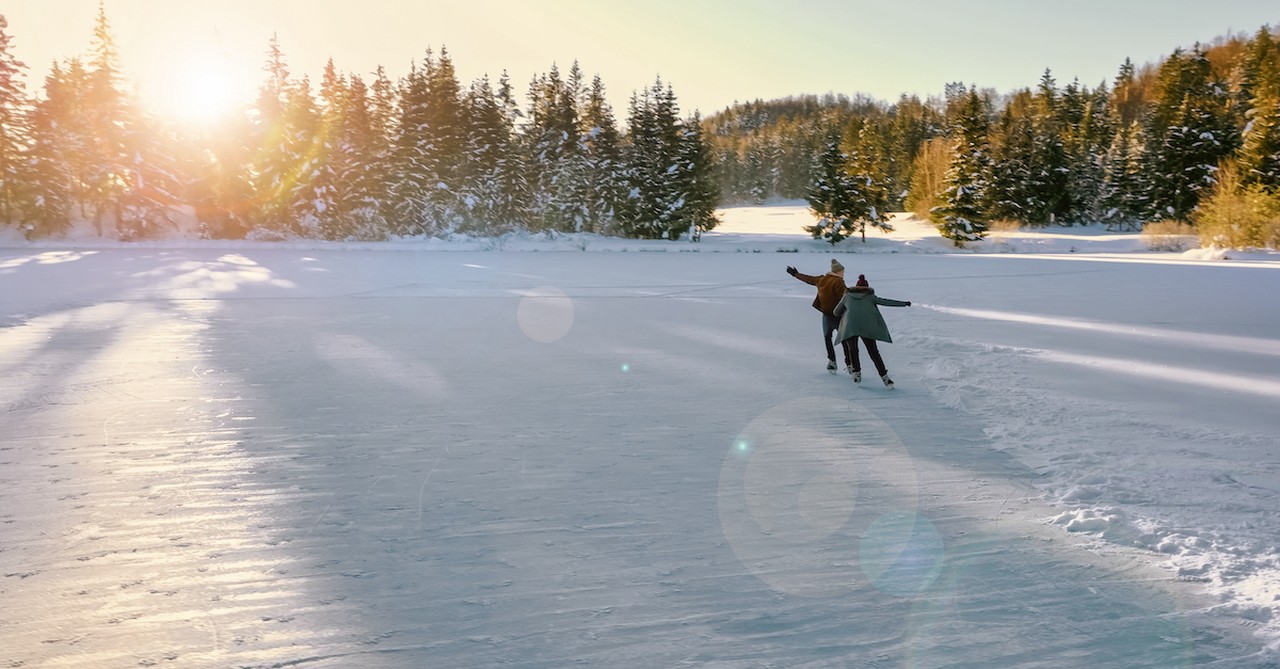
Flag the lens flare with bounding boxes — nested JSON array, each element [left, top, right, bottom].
[[718, 397, 922, 598], [516, 286, 574, 343]]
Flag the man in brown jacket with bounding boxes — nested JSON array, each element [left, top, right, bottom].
[[786, 259, 853, 374]]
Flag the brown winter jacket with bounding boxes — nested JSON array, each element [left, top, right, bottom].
[[792, 271, 847, 316]]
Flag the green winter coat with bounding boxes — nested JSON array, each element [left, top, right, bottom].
[[834, 287, 910, 343]]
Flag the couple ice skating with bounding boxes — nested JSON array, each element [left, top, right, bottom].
[[786, 259, 911, 388]]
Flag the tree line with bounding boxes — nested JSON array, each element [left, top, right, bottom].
[[708, 27, 1280, 248], [2, 9, 1278, 248], [0, 8, 718, 242]]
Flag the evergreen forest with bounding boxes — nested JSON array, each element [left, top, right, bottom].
[[1, 8, 1278, 248]]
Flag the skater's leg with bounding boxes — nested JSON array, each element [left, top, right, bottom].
[[847, 336, 862, 373], [863, 337, 888, 377], [821, 314, 839, 363]]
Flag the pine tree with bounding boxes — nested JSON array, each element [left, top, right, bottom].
[[1112, 58, 1144, 129], [313, 66, 384, 240], [0, 14, 30, 226], [578, 74, 624, 234], [1238, 29, 1280, 191], [420, 46, 465, 233], [249, 34, 296, 235], [281, 76, 323, 236], [845, 121, 893, 240], [1142, 47, 1238, 220], [459, 75, 516, 235], [23, 63, 79, 237], [525, 64, 582, 231], [987, 90, 1036, 223], [1028, 70, 1069, 224], [1061, 82, 1113, 223], [674, 111, 720, 239], [1233, 26, 1278, 127], [805, 130, 859, 244], [1099, 121, 1146, 229], [493, 71, 531, 230], [931, 87, 991, 246], [311, 58, 346, 239], [117, 111, 182, 240], [83, 3, 129, 234], [385, 58, 432, 236], [618, 79, 692, 239]]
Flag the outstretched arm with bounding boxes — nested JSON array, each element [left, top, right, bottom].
[[787, 267, 820, 286], [874, 296, 911, 307]]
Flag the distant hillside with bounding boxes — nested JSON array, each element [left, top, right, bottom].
[[703, 24, 1279, 247]]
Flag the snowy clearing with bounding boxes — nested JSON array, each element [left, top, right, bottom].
[[2, 206, 1278, 668]]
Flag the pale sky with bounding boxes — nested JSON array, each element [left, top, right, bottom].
[[4, 1, 1279, 123]]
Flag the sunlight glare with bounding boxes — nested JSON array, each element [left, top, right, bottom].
[[158, 52, 242, 125]]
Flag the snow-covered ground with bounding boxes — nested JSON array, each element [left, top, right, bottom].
[[2, 204, 1278, 668]]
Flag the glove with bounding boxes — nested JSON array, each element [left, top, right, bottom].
[[906, 301, 912, 306], [786, 266, 797, 276]]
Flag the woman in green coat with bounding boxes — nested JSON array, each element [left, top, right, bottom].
[[834, 274, 911, 388]]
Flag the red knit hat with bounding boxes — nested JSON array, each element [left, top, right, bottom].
[[855, 274, 869, 287]]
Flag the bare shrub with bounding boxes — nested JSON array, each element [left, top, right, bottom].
[[1142, 220, 1197, 251], [1194, 161, 1280, 249], [905, 138, 952, 220]]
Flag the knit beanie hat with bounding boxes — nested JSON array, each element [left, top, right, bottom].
[[831, 259, 845, 273], [855, 274, 869, 287]]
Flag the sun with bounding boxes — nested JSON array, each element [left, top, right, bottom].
[[155, 53, 244, 126]]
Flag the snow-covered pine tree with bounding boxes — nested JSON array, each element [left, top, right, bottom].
[[249, 35, 303, 236], [459, 75, 516, 235], [361, 66, 397, 237], [0, 15, 29, 227], [931, 87, 991, 246], [1039, 79, 1113, 225], [1098, 120, 1146, 230], [1027, 70, 1069, 225], [420, 47, 466, 234], [1141, 47, 1237, 220], [311, 59, 347, 239], [1233, 26, 1278, 128], [83, 4, 129, 235], [1238, 29, 1280, 191], [493, 71, 532, 230], [846, 121, 893, 241], [524, 64, 581, 232], [578, 74, 624, 234], [1065, 84, 1114, 223], [805, 130, 858, 245], [385, 58, 432, 236], [281, 76, 323, 237], [1112, 58, 1145, 129], [674, 111, 720, 239], [116, 111, 182, 240], [743, 140, 773, 203], [22, 62, 79, 237], [332, 73, 385, 239], [987, 91, 1036, 223], [618, 80, 689, 239]]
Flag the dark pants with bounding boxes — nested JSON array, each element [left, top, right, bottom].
[[822, 313, 853, 366], [846, 336, 888, 377]]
